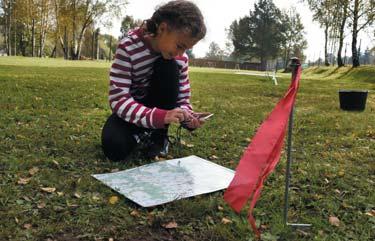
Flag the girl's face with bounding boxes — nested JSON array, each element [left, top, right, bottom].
[[154, 22, 198, 59]]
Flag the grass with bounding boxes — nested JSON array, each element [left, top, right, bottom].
[[1, 56, 374, 241]]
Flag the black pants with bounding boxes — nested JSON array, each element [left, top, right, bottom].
[[101, 57, 180, 161]]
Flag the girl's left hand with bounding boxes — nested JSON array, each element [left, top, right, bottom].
[[184, 117, 204, 129]]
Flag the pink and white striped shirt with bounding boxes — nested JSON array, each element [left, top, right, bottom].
[[108, 29, 192, 129]]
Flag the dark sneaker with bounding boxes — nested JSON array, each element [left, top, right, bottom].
[[147, 129, 169, 158]]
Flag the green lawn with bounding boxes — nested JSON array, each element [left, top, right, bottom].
[[1, 56, 374, 241]]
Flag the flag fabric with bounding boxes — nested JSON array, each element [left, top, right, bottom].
[[224, 62, 302, 237]]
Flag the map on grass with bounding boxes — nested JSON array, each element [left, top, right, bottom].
[[92, 155, 235, 207]]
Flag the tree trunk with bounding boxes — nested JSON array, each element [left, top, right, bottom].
[[71, 0, 78, 60], [63, 26, 68, 59], [50, 45, 56, 58], [91, 31, 95, 59], [260, 56, 267, 71], [351, 0, 360, 67], [324, 23, 329, 66], [13, 26, 16, 55], [95, 30, 100, 60], [31, 19, 35, 57], [109, 36, 112, 61], [20, 32, 26, 56], [337, 2, 348, 67], [4, 11, 8, 55], [7, 0, 12, 56]]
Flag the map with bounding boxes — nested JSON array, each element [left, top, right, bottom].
[[92, 155, 235, 207]]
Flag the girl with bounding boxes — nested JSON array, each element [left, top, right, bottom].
[[101, 0, 207, 161]]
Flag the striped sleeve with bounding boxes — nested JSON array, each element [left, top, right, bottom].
[[175, 53, 193, 111], [109, 42, 167, 129]]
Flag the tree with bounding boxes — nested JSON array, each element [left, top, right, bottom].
[[228, 17, 252, 60], [67, 0, 126, 60], [186, 48, 195, 59], [229, 0, 286, 70], [120, 15, 141, 38], [305, 0, 337, 66], [349, 0, 375, 67], [205, 41, 224, 60], [332, 0, 349, 67], [281, 8, 307, 68]]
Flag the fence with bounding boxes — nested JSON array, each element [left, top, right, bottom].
[[189, 58, 262, 71]]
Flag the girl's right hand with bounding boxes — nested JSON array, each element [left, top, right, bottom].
[[164, 108, 191, 124]]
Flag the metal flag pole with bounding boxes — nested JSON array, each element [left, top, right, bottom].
[[283, 57, 312, 228]]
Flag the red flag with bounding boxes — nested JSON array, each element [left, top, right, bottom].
[[224, 62, 302, 237]]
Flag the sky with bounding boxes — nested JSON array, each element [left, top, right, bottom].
[[103, 0, 374, 61]]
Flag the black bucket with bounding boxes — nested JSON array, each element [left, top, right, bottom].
[[339, 90, 368, 111]]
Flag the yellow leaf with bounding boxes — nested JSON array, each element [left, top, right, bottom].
[[210, 155, 218, 160], [37, 202, 46, 209], [338, 170, 345, 177], [23, 223, 32, 229], [41, 187, 56, 193], [221, 217, 233, 224], [109, 196, 119, 205], [28, 167, 39, 176], [162, 221, 178, 229], [329, 216, 340, 227], [130, 210, 140, 217], [17, 177, 31, 185], [365, 210, 375, 217]]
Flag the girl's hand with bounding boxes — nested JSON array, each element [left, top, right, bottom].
[[164, 108, 191, 124], [184, 117, 204, 129]]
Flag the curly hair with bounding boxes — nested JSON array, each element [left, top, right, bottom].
[[145, 0, 206, 40]]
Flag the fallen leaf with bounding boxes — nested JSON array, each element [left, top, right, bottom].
[[221, 217, 232, 224], [245, 138, 251, 142], [130, 210, 140, 217], [297, 229, 309, 236], [186, 143, 194, 148], [17, 177, 31, 185], [41, 187, 56, 193], [338, 170, 345, 177], [210, 155, 218, 160], [329, 216, 340, 227], [29, 167, 39, 176], [23, 223, 32, 229], [37, 202, 46, 209], [74, 192, 81, 199], [162, 221, 178, 229], [57, 192, 64, 196], [260, 224, 268, 230], [365, 210, 375, 217], [52, 160, 60, 166], [92, 193, 100, 201], [109, 196, 119, 205], [15, 217, 19, 224], [217, 205, 224, 211]]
